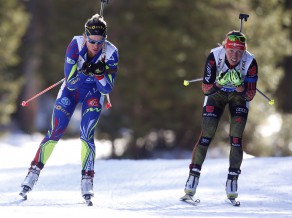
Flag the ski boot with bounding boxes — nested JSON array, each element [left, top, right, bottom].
[[180, 165, 201, 205], [225, 168, 241, 206], [19, 165, 41, 200], [81, 171, 94, 206]]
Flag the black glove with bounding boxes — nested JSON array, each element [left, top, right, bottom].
[[80, 60, 106, 76], [80, 61, 95, 76], [92, 60, 106, 76]]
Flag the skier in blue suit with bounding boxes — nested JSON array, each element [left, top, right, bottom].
[[20, 14, 119, 204]]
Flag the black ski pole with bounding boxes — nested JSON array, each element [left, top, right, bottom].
[[100, 0, 109, 16], [238, 13, 274, 105], [99, 0, 111, 108], [239, 13, 249, 32]]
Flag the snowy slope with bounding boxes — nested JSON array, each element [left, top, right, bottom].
[[0, 135, 292, 218]]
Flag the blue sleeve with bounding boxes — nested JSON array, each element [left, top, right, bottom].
[[94, 49, 119, 94], [64, 39, 87, 90]]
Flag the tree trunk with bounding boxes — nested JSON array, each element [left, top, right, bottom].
[[18, 0, 52, 133]]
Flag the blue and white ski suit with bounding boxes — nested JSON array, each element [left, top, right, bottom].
[[31, 36, 118, 175]]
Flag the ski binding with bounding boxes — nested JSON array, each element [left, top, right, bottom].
[[83, 194, 93, 206], [19, 186, 30, 200], [180, 194, 200, 206]]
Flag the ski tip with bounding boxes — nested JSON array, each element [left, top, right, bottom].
[[232, 201, 240, 206], [19, 192, 27, 200], [226, 198, 240, 206]]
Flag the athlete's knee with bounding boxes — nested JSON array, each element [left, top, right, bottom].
[[43, 133, 62, 142], [191, 136, 212, 166], [80, 119, 99, 140], [44, 121, 66, 141], [79, 120, 97, 141], [229, 136, 243, 169], [198, 136, 212, 147], [230, 136, 242, 147], [81, 139, 95, 151], [80, 133, 95, 143]]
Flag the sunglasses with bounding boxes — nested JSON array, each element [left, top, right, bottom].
[[228, 35, 246, 43], [86, 35, 106, 45]]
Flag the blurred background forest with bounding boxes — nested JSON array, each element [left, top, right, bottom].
[[0, 0, 291, 159]]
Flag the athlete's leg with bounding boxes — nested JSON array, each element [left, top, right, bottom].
[[225, 93, 249, 199], [21, 85, 78, 195], [191, 92, 227, 168], [80, 94, 103, 174], [228, 93, 249, 170], [32, 85, 78, 169], [80, 92, 103, 198], [185, 91, 227, 196]]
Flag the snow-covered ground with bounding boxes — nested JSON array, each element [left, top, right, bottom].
[[0, 134, 292, 218]]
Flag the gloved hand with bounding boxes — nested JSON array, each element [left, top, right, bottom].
[[217, 71, 230, 86], [79, 60, 106, 76], [229, 69, 242, 87], [92, 60, 106, 76], [80, 61, 95, 76]]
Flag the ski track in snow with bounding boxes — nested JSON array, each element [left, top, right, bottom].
[[0, 137, 292, 218]]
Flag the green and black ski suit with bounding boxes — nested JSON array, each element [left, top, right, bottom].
[[191, 46, 258, 173]]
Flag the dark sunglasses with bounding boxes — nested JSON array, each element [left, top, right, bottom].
[[86, 35, 106, 45]]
